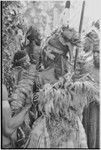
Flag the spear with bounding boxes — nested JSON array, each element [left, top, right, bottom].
[[74, 0, 85, 70]]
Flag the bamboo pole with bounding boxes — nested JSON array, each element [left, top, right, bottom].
[[74, 1, 85, 70]]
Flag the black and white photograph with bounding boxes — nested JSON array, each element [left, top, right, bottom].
[[1, 0, 100, 149]]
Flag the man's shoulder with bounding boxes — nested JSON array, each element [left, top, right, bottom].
[[29, 64, 36, 70], [85, 61, 99, 85], [20, 65, 36, 76]]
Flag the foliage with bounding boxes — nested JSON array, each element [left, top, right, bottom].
[[38, 72, 99, 118], [22, 1, 64, 37], [26, 72, 97, 148], [2, 1, 27, 96]]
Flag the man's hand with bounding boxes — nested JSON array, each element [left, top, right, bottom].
[[24, 104, 31, 112], [2, 84, 31, 137]]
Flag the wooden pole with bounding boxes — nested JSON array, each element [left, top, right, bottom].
[[74, 1, 85, 70]]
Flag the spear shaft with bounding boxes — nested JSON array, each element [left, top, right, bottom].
[[74, 1, 85, 70]]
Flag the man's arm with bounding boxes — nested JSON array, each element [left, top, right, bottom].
[[3, 100, 30, 136]]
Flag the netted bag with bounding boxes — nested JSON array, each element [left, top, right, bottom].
[[84, 37, 93, 53]]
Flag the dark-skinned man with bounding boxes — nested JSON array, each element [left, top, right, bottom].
[[82, 21, 100, 148], [2, 84, 30, 148]]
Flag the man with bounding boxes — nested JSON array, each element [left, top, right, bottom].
[[10, 50, 35, 147], [11, 50, 32, 85], [59, 1, 71, 28], [10, 50, 42, 148], [2, 84, 30, 148], [25, 26, 41, 65], [84, 21, 100, 85], [82, 22, 100, 148]]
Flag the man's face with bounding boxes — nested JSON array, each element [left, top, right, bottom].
[[23, 55, 31, 69], [26, 55, 30, 63], [93, 51, 100, 68], [63, 29, 73, 40]]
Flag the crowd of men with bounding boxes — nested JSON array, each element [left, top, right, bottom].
[[2, 1, 100, 148]]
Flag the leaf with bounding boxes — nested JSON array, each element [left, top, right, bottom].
[[45, 49, 55, 60]]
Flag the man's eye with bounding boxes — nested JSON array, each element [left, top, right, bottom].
[[94, 53, 98, 56], [71, 87, 75, 92]]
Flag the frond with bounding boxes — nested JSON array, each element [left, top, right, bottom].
[[39, 71, 99, 121]]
